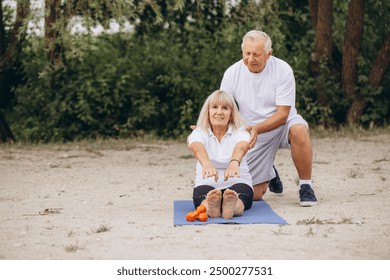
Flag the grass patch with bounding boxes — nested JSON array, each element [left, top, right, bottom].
[[347, 167, 363, 179], [374, 158, 389, 163], [96, 224, 111, 233], [297, 217, 355, 225], [179, 154, 194, 159], [2, 126, 388, 150], [310, 126, 390, 139], [305, 226, 316, 236], [65, 244, 82, 252], [0, 137, 173, 153], [271, 225, 290, 236]]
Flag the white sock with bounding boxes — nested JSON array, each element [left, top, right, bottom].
[[299, 180, 312, 187]]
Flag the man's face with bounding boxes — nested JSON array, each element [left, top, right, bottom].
[[242, 39, 272, 73]]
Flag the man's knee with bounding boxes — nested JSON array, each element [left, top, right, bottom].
[[289, 124, 310, 145]]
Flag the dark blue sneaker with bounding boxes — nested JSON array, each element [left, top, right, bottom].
[[269, 165, 283, 194], [299, 184, 317, 206]]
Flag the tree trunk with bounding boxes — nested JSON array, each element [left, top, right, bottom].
[[0, 0, 5, 55], [309, 0, 333, 106], [346, 30, 390, 124], [45, 0, 62, 67], [315, 0, 333, 59], [368, 31, 390, 87], [308, 0, 319, 33], [0, 0, 30, 68], [342, 0, 364, 101], [0, 110, 14, 143]]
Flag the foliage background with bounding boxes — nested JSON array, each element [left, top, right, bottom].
[[1, 0, 389, 142]]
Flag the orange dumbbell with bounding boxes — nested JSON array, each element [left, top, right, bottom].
[[198, 212, 208, 222], [185, 211, 198, 222], [185, 205, 208, 222], [196, 205, 206, 214]]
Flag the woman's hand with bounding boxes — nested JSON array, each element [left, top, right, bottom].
[[224, 161, 240, 181], [189, 142, 218, 182], [202, 164, 219, 182]]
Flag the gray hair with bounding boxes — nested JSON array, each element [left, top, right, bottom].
[[196, 90, 247, 132], [241, 30, 272, 53]]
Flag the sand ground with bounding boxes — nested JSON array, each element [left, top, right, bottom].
[[0, 129, 389, 260]]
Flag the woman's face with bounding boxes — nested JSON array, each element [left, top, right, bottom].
[[209, 101, 232, 130]]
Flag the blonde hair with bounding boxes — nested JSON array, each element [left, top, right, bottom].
[[196, 90, 246, 132], [241, 30, 272, 53]]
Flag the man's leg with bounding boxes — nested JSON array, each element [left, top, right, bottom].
[[253, 182, 268, 201], [247, 128, 283, 200], [269, 165, 283, 193], [289, 124, 317, 206], [289, 124, 312, 179]]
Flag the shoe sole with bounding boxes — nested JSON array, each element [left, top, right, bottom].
[[269, 185, 283, 192], [300, 201, 317, 207], [270, 191, 283, 195]]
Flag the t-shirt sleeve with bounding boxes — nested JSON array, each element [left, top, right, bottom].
[[234, 127, 250, 143], [275, 64, 296, 107], [220, 68, 235, 98], [187, 128, 207, 146]]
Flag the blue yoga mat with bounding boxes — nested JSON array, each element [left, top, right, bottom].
[[173, 200, 288, 226]]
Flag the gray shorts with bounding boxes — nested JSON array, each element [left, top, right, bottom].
[[246, 114, 309, 185]]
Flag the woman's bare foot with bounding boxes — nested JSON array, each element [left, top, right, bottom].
[[222, 189, 238, 219], [206, 189, 222, 218]]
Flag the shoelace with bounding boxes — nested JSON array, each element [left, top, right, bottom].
[[300, 187, 314, 199]]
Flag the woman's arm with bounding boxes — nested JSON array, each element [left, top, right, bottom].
[[189, 141, 219, 182], [224, 141, 250, 181]]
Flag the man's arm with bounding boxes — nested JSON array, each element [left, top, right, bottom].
[[249, 105, 291, 148]]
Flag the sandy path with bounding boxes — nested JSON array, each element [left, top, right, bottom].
[[0, 132, 389, 260]]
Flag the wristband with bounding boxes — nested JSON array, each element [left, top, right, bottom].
[[229, 159, 240, 166]]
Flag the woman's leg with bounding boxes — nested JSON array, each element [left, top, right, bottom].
[[193, 185, 222, 218], [223, 184, 254, 218], [206, 189, 222, 218], [193, 185, 214, 208], [222, 189, 241, 219]]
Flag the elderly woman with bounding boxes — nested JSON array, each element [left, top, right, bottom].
[[187, 90, 253, 219]]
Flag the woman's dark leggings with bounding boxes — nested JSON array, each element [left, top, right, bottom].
[[192, 183, 253, 210]]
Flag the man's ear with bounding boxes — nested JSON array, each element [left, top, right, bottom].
[[267, 49, 273, 58]]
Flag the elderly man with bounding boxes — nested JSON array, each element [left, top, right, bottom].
[[220, 30, 317, 206]]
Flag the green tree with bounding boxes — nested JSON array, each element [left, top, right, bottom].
[[0, 0, 29, 142], [2, 0, 389, 143], [307, 0, 389, 125], [0, 1, 311, 141]]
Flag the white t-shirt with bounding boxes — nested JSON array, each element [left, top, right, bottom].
[[187, 125, 252, 189], [220, 56, 298, 127]]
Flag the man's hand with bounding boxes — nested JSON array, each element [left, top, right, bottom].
[[247, 126, 257, 149]]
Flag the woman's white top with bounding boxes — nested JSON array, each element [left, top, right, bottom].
[[187, 124, 253, 189]]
